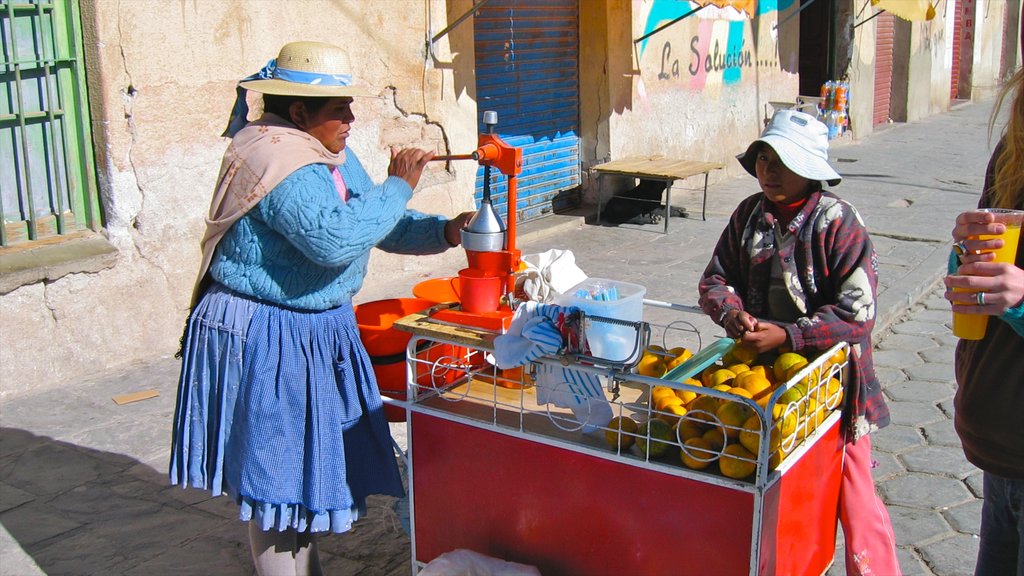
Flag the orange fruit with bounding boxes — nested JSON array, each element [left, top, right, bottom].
[[708, 369, 738, 389], [816, 377, 844, 410], [650, 385, 676, 405], [719, 443, 757, 479], [716, 399, 756, 438], [701, 426, 727, 451], [654, 393, 684, 411], [674, 378, 702, 405], [638, 418, 676, 459], [723, 341, 758, 365], [773, 352, 808, 383], [657, 403, 689, 427], [734, 371, 773, 406], [687, 395, 720, 425], [665, 347, 694, 371], [637, 354, 666, 378], [604, 416, 639, 450], [700, 365, 725, 387], [747, 364, 773, 384], [676, 417, 706, 441], [727, 386, 753, 399], [680, 437, 716, 470], [724, 363, 751, 376]]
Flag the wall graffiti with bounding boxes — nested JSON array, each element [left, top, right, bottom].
[[639, 0, 793, 89]]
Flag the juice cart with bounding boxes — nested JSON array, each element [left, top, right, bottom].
[[392, 300, 848, 576]]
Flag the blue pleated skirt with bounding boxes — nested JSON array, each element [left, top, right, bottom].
[[169, 284, 404, 533]]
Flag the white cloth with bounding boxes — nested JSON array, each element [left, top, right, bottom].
[[516, 249, 588, 303], [420, 549, 541, 576], [492, 302, 612, 432]]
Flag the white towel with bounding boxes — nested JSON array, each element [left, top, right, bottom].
[[516, 249, 588, 303], [492, 302, 612, 432]]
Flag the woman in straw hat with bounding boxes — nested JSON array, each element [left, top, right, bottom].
[[169, 41, 472, 574], [698, 110, 901, 575], [944, 66, 1024, 576]]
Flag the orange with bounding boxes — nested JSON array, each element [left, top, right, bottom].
[[816, 377, 844, 410], [708, 369, 738, 389], [604, 416, 639, 450], [650, 385, 676, 405], [734, 371, 773, 407], [716, 399, 756, 438], [654, 393, 684, 412], [687, 395, 720, 426], [725, 363, 751, 376], [727, 386, 754, 399], [680, 437, 716, 470], [638, 418, 676, 459], [637, 354, 666, 378], [665, 347, 694, 371], [657, 403, 689, 427], [773, 352, 808, 383], [700, 365, 725, 387], [676, 417, 706, 441], [747, 364, 773, 384], [701, 425, 727, 451], [723, 341, 758, 365], [674, 378, 702, 405], [719, 443, 757, 479]]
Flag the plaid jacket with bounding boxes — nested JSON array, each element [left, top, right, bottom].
[[698, 190, 890, 439]]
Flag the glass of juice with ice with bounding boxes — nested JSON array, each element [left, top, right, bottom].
[[952, 208, 1024, 340]]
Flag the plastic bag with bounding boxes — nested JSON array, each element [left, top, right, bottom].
[[419, 549, 542, 576]]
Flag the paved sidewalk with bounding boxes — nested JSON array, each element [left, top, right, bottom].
[[0, 99, 998, 575]]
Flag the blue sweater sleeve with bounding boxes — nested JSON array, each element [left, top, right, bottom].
[[948, 249, 1024, 337], [257, 162, 413, 268], [340, 150, 451, 255]]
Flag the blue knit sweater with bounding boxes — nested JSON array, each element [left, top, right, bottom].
[[210, 150, 451, 310]]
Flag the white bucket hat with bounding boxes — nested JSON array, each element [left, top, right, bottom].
[[223, 41, 371, 137], [737, 109, 843, 187]]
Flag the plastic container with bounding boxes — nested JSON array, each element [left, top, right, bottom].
[[556, 278, 646, 364], [355, 298, 461, 422]]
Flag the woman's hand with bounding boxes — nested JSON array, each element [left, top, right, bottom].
[[444, 211, 475, 247], [944, 261, 1024, 315], [388, 147, 435, 190], [950, 210, 1008, 265], [739, 322, 789, 354]]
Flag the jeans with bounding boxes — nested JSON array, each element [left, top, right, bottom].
[[976, 472, 1024, 576]]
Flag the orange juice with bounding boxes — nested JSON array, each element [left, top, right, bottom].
[[952, 212, 1023, 340]]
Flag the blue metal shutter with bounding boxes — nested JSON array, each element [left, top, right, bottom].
[[473, 0, 580, 223]]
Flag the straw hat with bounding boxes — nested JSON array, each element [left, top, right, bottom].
[[737, 110, 842, 187], [239, 41, 372, 98]]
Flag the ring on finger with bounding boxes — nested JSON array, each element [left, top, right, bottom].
[[976, 291, 986, 306], [953, 240, 969, 257]]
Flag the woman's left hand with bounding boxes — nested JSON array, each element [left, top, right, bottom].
[[444, 211, 475, 247], [944, 261, 1024, 315]]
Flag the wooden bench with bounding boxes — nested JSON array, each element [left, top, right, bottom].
[[593, 156, 724, 234]]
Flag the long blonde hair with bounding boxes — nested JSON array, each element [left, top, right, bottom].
[[990, 67, 1024, 209]]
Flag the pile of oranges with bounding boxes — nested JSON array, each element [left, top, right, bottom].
[[603, 342, 848, 481]]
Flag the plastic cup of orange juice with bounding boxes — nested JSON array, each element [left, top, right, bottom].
[[952, 208, 1024, 340]]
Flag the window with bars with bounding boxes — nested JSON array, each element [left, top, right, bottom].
[[1, 0, 101, 247]]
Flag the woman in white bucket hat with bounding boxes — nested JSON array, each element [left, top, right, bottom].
[[699, 109, 902, 575], [169, 41, 472, 575]]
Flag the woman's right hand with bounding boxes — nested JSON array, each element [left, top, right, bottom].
[[951, 210, 1007, 265], [388, 147, 435, 190]]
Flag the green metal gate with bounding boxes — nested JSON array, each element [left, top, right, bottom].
[[1, 0, 100, 247]]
